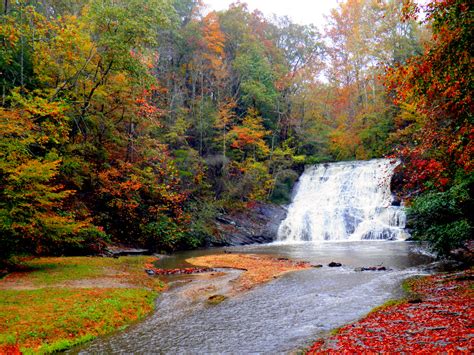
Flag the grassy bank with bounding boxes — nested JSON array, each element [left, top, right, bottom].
[[0, 256, 163, 353], [307, 270, 473, 353]]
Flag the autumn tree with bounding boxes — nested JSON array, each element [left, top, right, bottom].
[[1, 0, 442, 260], [271, 17, 324, 156], [387, 0, 473, 255], [0, 0, 199, 258], [324, 0, 423, 160], [225, 108, 273, 202], [0, 107, 103, 261]]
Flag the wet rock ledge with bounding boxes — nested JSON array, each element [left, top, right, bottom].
[[209, 202, 287, 246]]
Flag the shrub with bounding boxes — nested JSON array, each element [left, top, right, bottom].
[[407, 173, 473, 256]]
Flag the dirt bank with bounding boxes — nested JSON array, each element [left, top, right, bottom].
[[187, 253, 311, 293]]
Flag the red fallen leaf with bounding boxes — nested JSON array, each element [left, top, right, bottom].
[[0, 344, 21, 355], [145, 267, 215, 276], [307, 270, 474, 353]]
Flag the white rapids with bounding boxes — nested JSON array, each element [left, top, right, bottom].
[[278, 159, 409, 242]]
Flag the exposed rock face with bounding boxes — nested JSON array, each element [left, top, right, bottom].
[[209, 202, 287, 246], [105, 247, 149, 256]]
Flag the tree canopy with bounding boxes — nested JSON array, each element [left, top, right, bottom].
[[0, 0, 471, 260]]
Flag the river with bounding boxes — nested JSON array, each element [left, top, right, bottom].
[[76, 159, 432, 353], [76, 241, 432, 354]]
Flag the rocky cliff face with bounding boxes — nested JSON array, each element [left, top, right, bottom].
[[209, 203, 287, 246]]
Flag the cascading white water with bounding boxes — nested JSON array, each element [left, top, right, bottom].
[[278, 159, 409, 242]]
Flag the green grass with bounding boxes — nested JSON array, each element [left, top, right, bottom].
[[15, 256, 155, 285], [401, 276, 422, 294], [329, 326, 343, 336], [368, 299, 405, 315], [401, 276, 425, 302], [29, 334, 96, 354], [0, 288, 156, 353], [0, 256, 162, 353]]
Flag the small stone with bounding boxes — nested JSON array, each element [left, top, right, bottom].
[[207, 294, 227, 305], [408, 297, 423, 304], [328, 262, 342, 267]]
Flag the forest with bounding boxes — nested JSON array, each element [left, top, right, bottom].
[[0, 0, 472, 264]]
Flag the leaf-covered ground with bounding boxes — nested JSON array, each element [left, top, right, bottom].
[[307, 270, 474, 354], [187, 254, 310, 292], [0, 256, 163, 354]]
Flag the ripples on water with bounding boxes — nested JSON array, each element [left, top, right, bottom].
[[76, 242, 432, 354]]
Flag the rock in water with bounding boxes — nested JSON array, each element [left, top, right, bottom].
[[207, 295, 227, 305]]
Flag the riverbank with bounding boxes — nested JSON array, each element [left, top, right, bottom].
[[0, 256, 164, 353], [21, 243, 433, 353], [0, 253, 311, 353], [307, 269, 473, 353]]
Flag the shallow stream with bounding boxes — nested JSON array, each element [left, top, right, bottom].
[[76, 241, 432, 354]]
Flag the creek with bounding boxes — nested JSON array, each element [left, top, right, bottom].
[[77, 159, 433, 353], [77, 242, 432, 354]]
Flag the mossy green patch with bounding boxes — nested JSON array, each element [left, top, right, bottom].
[[207, 294, 227, 305], [401, 276, 425, 302], [368, 299, 405, 314], [13, 256, 154, 285], [0, 256, 162, 353], [0, 287, 156, 353], [401, 276, 423, 294]]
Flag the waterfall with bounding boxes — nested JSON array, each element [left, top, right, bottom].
[[277, 159, 409, 242]]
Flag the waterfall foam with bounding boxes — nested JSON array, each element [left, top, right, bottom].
[[277, 159, 409, 242]]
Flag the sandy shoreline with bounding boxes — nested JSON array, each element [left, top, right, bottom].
[[186, 253, 311, 293]]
